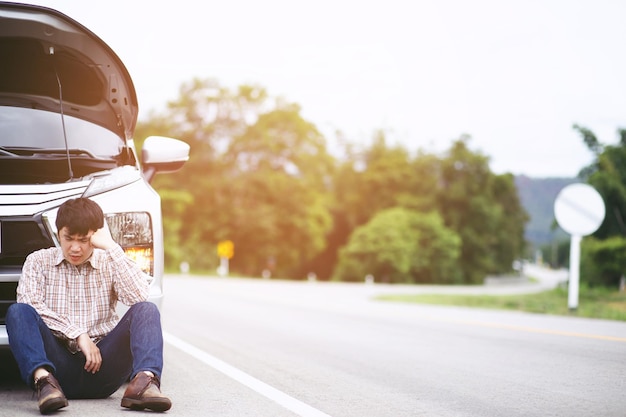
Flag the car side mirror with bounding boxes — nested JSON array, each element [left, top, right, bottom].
[[141, 136, 190, 182]]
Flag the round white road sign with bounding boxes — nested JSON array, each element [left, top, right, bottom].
[[554, 183, 605, 236]]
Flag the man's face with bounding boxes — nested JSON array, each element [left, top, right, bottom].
[[59, 226, 95, 265]]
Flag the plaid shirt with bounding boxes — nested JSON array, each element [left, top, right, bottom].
[[17, 245, 149, 353]]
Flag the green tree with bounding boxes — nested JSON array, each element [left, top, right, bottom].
[[318, 133, 526, 283], [332, 208, 461, 283], [134, 97, 196, 270], [137, 79, 269, 271], [218, 103, 334, 277], [136, 79, 334, 275], [312, 133, 440, 280], [334, 132, 438, 228], [137, 78, 528, 281], [158, 189, 194, 269], [574, 125, 626, 287], [575, 126, 626, 238], [437, 137, 528, 283], [490, 173, 529, 272]]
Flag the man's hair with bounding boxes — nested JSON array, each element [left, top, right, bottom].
[[55, 198, 104, 236]]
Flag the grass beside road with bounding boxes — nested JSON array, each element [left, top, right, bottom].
[[377, 286, 626, 322]]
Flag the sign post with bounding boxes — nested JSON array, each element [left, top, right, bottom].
[[553, 183, 605, 310], [216, 240, 234, 277]]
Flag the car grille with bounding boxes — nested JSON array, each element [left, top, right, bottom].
[[0, 219, 54, 324]]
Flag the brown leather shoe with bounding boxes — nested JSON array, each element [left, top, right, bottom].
[[35, 374, 68, 414], [121, 372, 172, 412]]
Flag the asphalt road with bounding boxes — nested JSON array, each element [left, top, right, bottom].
[[2, 265, 626, 416]]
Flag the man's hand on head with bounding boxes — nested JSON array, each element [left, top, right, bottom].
[[89, 226, 117, 251]]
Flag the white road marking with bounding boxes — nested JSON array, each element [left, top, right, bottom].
[[164, 332, 333, 417]]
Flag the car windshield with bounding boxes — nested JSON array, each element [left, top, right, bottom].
[[0, 106, 124, 157]]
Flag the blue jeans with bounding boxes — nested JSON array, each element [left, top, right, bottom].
[[6, 302, 164, 399]]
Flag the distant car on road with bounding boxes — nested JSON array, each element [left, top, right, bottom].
[[0, 2, 189, 346]]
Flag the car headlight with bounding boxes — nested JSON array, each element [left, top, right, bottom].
[[105, 212, 153, 276]]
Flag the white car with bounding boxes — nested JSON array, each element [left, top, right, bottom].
[[0, 2, 189, 345]]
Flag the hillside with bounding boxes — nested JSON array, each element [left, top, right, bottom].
[[515, 175, 578, 247]]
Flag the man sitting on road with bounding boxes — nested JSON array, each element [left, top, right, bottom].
[[6, 197, 171, 414]]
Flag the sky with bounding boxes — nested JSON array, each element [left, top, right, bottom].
[[24, 0, 626, 177]]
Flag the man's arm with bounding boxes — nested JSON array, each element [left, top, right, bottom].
[[90, 227, 150, 305], [76, 333, 102, 373]]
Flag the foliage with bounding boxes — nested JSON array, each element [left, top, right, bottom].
[[581, 236, 626, 288], [573, 125, 626, 288], [437, 138, 528, 283], [137, 79, 333, 276], [576, 125, 626, 239], [332, 208, 461, 283], [136, 78, 529, 283], [333, 133, 438, 229], [158, 189, 194, 269], [538, 239, 570, 269], [311, 134, 441, 280], [573, 124, 603, 156], [488, 173, 528, 272], [217, 103, 334, 277]]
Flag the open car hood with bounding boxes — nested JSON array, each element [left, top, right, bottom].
[[0, 2, 138, 139]]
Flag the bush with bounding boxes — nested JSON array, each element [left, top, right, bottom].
[[332, 208, 461, 284], [581, 236, 626, 288]]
